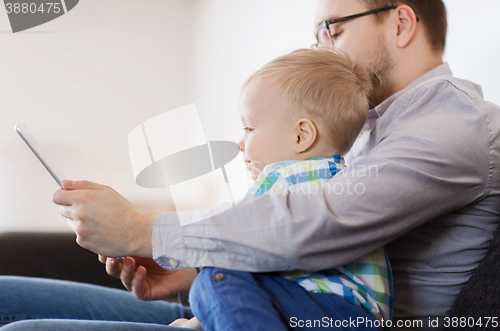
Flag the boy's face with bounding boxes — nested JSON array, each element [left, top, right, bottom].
[[238, 78, 298, 180]]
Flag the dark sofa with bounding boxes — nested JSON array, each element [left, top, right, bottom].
[[452, 223, 500, 329], [0, 232, 123, 289]]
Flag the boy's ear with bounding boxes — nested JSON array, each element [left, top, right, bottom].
[[294, 118, 317, 154]]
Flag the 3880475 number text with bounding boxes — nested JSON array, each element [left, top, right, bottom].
[[5, 3, 62, 14], [443, 317, 498, 328]]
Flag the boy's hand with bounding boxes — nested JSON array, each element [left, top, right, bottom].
[[99, 256, 197, 301], [169, 317, 203, 329]]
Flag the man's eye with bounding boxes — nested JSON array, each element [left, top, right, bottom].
[[331, 31, 343, 39]]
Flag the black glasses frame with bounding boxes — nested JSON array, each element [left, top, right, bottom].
[[315, 5, 419, 48]]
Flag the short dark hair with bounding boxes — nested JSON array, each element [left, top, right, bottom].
[[359, 0, 447, 52]]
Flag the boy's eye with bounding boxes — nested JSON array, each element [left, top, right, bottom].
[[243, 127, 254, 133]]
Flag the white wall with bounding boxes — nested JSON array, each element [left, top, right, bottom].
[[0, 0, 315, 233], [0, 0, 498, 232], [0, 0, 200, 232], [443, 0, 500, 106], [191, 0, 316, 144]]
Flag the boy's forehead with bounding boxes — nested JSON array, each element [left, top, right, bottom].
[[239, 78, 283, 120], [240, 78, 269, 110], [238, 84, 257, 120], [242, 77, 267, 97]]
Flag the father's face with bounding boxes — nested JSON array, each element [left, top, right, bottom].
[[314, 0, 394, 82]]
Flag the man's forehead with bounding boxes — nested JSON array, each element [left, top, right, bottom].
[[314, 0, 367, 27]]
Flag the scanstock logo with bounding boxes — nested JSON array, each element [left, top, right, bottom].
[[4, 0, 79, 33]]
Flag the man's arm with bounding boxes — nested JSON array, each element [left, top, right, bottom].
[[52, 80, 493, 273], [153, 80, 491, 272]]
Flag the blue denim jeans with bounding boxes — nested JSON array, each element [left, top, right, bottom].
[[190, 267, 381, 331], [0, 276, 195, 331], [1, 271, 382, 331]]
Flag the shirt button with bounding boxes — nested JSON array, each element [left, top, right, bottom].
[[214, 273, 225, 281], [168, 258, 178, 267]]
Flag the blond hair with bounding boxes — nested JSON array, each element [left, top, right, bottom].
[[243, 48, 372, 155]]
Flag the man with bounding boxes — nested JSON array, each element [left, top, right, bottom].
[[2, 0, 499, 330]]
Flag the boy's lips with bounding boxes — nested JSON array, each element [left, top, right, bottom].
[[244, 160, 251, 167]]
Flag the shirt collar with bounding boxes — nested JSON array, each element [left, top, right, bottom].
[[307, 155, 344, 162], [373, 62, 453, 118], [268, 156, 345, 174]]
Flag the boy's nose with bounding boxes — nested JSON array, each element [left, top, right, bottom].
[[238, 139, 245, 152]]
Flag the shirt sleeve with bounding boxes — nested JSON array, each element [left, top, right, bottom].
[[152, 80, 491, 272]]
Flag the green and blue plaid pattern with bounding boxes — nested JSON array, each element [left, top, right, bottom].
[[247, 156, 345, 196], [246, 156, 393, 323]]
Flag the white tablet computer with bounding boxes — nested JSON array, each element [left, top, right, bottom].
[[15, 124, 63, 188]]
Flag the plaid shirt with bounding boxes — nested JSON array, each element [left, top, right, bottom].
[[247, 156, 393, 323]]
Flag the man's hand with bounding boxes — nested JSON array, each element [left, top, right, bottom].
[[169, 317, 203, 330], [99, 256, 197, 301], [53, 180, 157, 258]]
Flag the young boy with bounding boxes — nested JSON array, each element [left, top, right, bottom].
[[172, 48, 392, 330]]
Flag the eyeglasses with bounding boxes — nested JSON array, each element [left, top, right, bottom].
[[314, 5, 418, 48]]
